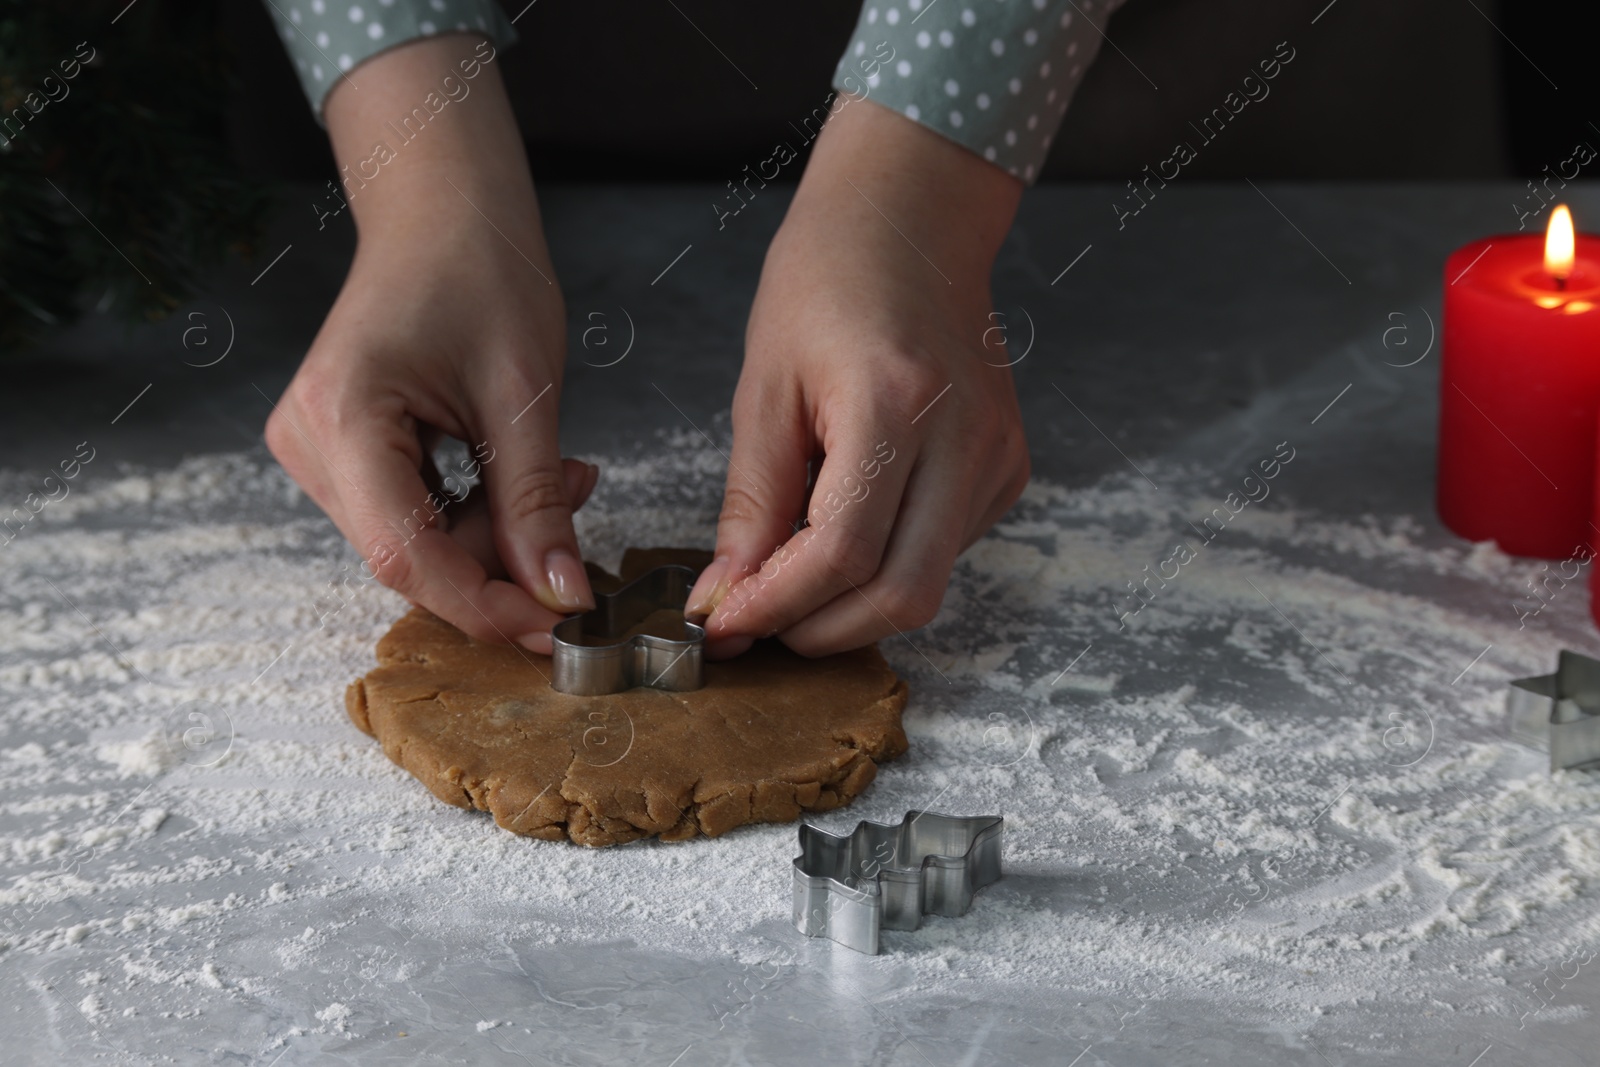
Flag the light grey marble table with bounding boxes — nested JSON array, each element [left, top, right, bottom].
[[4, 182, 1600, 1066]]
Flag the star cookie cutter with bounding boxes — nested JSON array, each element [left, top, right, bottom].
[[1507, 650, 1600, 772], [792, 810, 1004, 955], [551, 565, 705, 696]]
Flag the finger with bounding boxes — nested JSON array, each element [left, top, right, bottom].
[[684, 380, 811, 622], [703, 633, 755, 660], [417, 439, 462, 522], [440, 457, 597, 580], [425, 443, 595, 512], [477, 384, 597, 616], [333, 420, 567, 651], [568, 458, 601, 512], [703, 428, 910, 642], [960, 448, 1030, 551], [443, 488, 500, 577], [777, 456, 966, 657]]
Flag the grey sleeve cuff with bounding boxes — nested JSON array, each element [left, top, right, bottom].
[[831, 0, 1127, 184], [260, 0, 519, 123]]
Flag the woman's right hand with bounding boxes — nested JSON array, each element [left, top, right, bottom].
[[264, 34, 596, 654]]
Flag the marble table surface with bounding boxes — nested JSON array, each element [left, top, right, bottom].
[[4, 181, 1600, 1066]]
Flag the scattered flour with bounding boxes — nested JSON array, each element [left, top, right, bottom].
[[93, 734, 174, 777], [314, 1002, 352, 1033], [4, 436, 1600, 1051]]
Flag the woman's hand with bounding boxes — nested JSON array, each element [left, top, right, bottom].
[[264, 35, 596, 654], [686, 99, 1031, 658]]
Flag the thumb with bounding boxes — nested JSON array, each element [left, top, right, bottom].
[[482, 417, 596, 617], [686, 386, 810, 630]]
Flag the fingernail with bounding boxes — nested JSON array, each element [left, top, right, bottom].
[[685, 556, 732, 621], [536, 548, 594, 613], [516, 629, 553, 655]]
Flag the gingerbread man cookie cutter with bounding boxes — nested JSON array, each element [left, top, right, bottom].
[[551, 565, 705, 696], [1507, 649, 1600, 772], [792, 810, 1004, 954]]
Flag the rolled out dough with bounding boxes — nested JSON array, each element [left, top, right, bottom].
[[345, 549, 910, 847]]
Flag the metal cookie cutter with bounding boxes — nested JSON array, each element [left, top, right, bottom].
[[1507, 650, 1600, 772], [550, 565, 705, 696], [792, 810, 1004, 955]]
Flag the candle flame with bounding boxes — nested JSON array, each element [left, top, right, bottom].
[[1546, 204, 1575, 281]]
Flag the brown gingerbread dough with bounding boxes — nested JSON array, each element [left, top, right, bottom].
[[345, 548, 910, 846]]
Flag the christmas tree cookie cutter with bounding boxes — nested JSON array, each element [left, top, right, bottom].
[[551, 565, 704, 695], [792, 810, 1004, 955], [1507, 650, 1600, 772]]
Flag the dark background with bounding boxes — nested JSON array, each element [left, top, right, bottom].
[[221, 0, 1594, 184]]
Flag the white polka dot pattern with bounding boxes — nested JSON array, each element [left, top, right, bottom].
[[260, 0, 517, 123], [832, 0, 1127, 184]]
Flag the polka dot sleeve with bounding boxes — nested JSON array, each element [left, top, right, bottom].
[[260, 0, 518, 123], [832, 0, 1127, 184]]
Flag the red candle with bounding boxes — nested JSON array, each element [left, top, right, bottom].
[[1437, 206, 1600, 559]]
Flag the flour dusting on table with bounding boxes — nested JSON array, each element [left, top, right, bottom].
[[3, 432, 1600, 1051]]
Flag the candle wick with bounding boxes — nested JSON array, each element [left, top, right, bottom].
[[1557, 275, 1568, 291]]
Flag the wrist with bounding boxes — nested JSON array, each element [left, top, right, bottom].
[[324, 35, 536, 237], [789, 98, 1022, 276]]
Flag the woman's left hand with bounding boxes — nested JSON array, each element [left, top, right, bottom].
[[686, 98, 1031, 658]]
